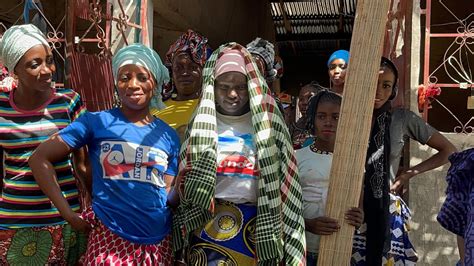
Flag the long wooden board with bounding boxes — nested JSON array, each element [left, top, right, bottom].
[[317, 1, 391, 265]]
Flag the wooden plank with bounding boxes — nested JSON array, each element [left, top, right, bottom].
[[317, 0, 391, 265]]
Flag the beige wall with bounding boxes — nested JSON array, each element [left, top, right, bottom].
[[409, 134, 473, 265], [406, 1, 473, 265], [407, 4, 473, 263]]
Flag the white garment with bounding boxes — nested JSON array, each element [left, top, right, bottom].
[[296, 145, 333, 254], [214, 112, 258, 204]]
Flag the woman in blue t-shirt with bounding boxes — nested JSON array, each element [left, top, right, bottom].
[[29, 44, 180, 265]]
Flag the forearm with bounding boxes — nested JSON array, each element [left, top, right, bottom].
[[29, 156, 77, 221], [167, 185, 180, 209], [166, 173, 180, 208], [457, 235, 465, 265], [72, 147, 92, 194], [404, 150, 453, 178]]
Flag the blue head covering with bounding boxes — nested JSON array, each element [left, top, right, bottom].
[[0, 24, 49, 73], [112, 43, 170, 110], [327, 49, 350, 67]]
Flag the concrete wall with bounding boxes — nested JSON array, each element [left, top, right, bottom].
[[409, 134, 473, 265], [406, 1, 474, 265], [151, 0, 275, 57]]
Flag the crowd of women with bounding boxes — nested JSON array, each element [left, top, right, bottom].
[[0, 23, 471, 266]]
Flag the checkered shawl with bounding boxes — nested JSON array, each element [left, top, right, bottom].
[[172, 43, 306, 265], [246, 37, 278, 82]]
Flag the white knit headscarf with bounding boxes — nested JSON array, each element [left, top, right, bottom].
[[0, 24, 49, 73]]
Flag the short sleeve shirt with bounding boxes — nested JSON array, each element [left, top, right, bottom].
[[0, 88, 85, 228], [59, 108, 180, 244], [214, 112, 258, 204], [389, 108, 436, 181]]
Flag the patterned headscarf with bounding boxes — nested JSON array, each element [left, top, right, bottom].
[[0, 24, 49, 73], [246, 37, 283, 82], [165, 29, 211, 67], [172, 43, 306, 265], [162, 29, 211, 100], [112, 43, 169, 110]]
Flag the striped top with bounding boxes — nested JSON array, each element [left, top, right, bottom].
[[0, 88, 85, 229]]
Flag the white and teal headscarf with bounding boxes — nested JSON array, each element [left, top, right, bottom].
[[112, 43, 169, 110], [0, 24, 49, 73]]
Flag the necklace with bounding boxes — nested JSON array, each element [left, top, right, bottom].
[[309, 141, 332, 155]]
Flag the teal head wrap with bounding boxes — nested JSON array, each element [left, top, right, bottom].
[[0, 24, 49, 73], [112, 43, 170, 110]]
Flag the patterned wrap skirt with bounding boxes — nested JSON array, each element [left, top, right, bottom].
[[0, 223, 87, 265], [81, 207, 173, 266], [352, 193, 418, 265], [188, 200, 257, 265]]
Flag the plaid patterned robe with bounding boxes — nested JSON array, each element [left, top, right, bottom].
[[172, 43, 306, 265]]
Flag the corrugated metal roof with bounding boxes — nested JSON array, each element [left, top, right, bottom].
[[270, 0, 356, 39], [270, 0, 356, 56]]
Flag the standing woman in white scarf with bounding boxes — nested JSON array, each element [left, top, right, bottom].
[[0, 24, 89, 265]]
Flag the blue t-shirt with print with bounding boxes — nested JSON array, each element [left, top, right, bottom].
[[59, 108, 180, 244]]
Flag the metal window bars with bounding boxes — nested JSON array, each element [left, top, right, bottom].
[[421, 0, 474, 134]]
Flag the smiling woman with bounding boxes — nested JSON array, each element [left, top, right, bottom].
[[117, 64, 157, 113], [28, 43, 180, 265], [0, 24, 88, 265]]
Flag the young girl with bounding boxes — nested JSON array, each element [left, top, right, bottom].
[[327, 49, 349, 94], [296, 90, 364, 265], [290, 82, 324, 149], [29, 43, 179, 265]]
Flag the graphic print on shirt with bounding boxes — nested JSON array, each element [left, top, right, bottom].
[[100, 141, 168, 187], [216, 134, 258, 179]]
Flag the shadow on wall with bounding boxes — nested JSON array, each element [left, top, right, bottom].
[[409, 133, 473, 266]]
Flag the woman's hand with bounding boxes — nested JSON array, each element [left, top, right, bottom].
[[345, 207, 364, 228], [391, 171, 415, 194], [66, 212, 91, 233], [305, 217, 340, 235]]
